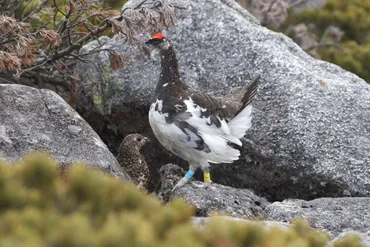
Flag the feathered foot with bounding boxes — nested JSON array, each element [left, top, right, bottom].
[[171, 176, 190, 192], [192, 181, 213, 189], [191, 171, 212, 189], [171, 168, 196, 192]]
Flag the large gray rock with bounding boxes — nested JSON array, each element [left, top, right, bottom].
[[265, 198, 370, 238], [192, 216, 289, 230], [157, 164, 269, 219], [289, 0, 325, 11], [0, 84, 130, 180], [74, 0, 370, 200]]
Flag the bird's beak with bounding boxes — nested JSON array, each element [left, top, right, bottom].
[[145, 39, 162, 60], [143, 137, 150, 143], [145, 39, 154, 45], [145, 38, 162, 47]]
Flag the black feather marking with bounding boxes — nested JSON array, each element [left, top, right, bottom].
[[165, 116, 172, 124], [209, 115, 221, 127], [175, 112, 192, 121], [173, 120, 211, 153], [197, 108, 222, 127], [234, 75, 260, 116], [241, 75, 260, 107]]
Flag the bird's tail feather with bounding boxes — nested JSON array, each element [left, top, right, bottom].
[[229, 105, 253, 139], [229, 75, 260, 138], [234, 74, 260, 114], [200, 132, 241, 163]]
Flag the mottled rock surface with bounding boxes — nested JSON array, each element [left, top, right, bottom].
[[192, 216, 289, 230], [75, 0, 370, 200], [266, 197, 370, 238], [157, 164, 268, 219], [290, 0, 325, 11], [156, 163, 186, 202], [0, 84, 130, 180]]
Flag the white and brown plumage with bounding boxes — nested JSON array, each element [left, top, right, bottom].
[[146, 33, 260, 191], [116, 133, 150, 189]]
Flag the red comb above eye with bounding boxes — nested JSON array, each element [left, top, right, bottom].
[[152, 33, 166, 39]]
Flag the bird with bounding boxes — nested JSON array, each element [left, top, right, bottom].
[[145, 33, 260, 192], [116, 133, 150, 189]]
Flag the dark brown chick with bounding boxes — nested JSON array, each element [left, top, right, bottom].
[[116, 133, 150, 189]]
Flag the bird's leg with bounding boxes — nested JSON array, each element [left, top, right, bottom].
[[192, 165, 212, 189], [203, 170, 211, 183], [171, 166, 196, 192]]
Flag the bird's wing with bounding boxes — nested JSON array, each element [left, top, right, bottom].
[[149, 101, 216, 160], [151, 109, 240, 164], [151, 90, 244, 163], [170, 89, 243, 146]]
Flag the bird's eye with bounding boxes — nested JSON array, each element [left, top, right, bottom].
[[136, 136, 142, 142]]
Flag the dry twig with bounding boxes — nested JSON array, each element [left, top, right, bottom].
[[0, 0, 180, 94]]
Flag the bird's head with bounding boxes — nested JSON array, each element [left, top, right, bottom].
[[145, 33, 171, 52], [123, 133, 150, 149]]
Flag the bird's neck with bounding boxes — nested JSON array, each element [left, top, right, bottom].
[[156, 46, 186, 94], [117, 144, 140, 161]]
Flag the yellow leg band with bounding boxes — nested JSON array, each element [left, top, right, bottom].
[[204, 173, 211, 183]]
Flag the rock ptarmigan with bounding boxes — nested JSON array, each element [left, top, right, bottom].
[[146, 33, 260, 191], [116, 133, 150, 189]]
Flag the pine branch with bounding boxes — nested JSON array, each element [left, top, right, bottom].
[[1, 0, 180, 92], [22, 0, 48, 22]]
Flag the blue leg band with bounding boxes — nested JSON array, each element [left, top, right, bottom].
[[184, 169, 195, 179]]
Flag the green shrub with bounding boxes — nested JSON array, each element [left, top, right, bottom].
[[295, 0, 370, 42], [103, 0, 128, 11], [0, 152, 364, 246], [0, 0, 176, 97], [283, 0, 370, 83]]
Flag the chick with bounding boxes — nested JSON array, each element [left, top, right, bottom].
[[116, 133, 150, 189]]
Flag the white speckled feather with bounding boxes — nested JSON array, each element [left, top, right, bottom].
[[149, 100, 244, 164], [183, 97, 243, 146]]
